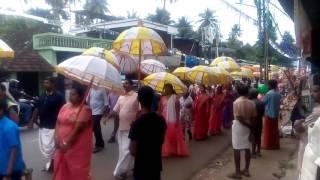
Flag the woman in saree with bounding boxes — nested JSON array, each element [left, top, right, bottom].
[[209, 86, 225, 135], [54, 86, 93, 180], [223, 84, 235, 129], [159, 83, 189, 157], [193, 84, 210, 141]]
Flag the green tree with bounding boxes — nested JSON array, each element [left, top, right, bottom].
[[176, 17, 195, 38], [0, 15, 60, 55], [279, 31, 298, 56], [198, 8, 218, 30], [83, 0, 109, 22], [146, 8, 173, 25], [127, 11, 139, 19], [228, 24, 241, 42]]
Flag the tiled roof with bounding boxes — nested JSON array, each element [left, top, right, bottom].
[[0, 50, 53, 72]]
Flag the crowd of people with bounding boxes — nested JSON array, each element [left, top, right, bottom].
[[0, 73, 320, 180]]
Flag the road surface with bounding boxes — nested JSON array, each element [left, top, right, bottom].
[[21, 122, 231, 180]]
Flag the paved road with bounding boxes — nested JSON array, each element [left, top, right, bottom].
[[21, 123, 231, 180]]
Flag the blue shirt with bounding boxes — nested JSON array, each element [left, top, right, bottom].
[[263, 89, 281, 119], [0, 116, 25, 175]]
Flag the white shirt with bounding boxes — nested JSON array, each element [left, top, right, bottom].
[[87, 88, 108, 115]]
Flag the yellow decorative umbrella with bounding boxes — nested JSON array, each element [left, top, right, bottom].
[[253, 65, 260, 72], [143, 72, 187, 94], [172, 67, 191, 81], [242, 65, 255, 72], [0, 39, 14, 58], [113, 23, 167, 83], [82, 47, 120, 70], [231, 67, 254, 79], [210, 56, 240, 72], [187, 65, 219, 86], [210, 56, 235, 66], [253, 71, 260, 77], [209, 66, 233, 85]]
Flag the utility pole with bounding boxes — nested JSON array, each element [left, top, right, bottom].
[[262, 0, 269, 81]]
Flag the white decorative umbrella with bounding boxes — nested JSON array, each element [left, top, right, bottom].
[[140, 59, 166, 75], [56, 55, 123, 93], [111, 51, 137, 74]]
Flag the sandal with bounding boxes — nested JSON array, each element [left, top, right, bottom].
[[241, 170, 251, 177], [227, 173, 242, 179]]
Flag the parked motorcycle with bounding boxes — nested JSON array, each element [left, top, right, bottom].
[[8, 79, 38, 127]]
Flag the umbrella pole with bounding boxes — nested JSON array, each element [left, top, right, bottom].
[[138, 40, 142, 88]]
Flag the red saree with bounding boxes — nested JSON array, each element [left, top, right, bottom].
[[193, 94, 210, 141], [209, 94, 225, 135]]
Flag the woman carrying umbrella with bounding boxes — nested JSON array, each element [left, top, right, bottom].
[[193, 84, 211, 141], [158, 83, 189, 157], [54, 85, 93, 180]]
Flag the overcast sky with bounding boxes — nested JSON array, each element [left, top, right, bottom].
[[0, 0, 295, 45]]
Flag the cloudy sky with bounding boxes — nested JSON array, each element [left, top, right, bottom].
[[0, 0, 295, 45]]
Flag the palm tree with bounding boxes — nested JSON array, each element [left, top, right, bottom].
[[176, 16, 195, 38], [198, 8, 219, 30], [161, 0, 178, 10], [127, 11, 139, 19], [83, 0, 109, 16], [146, 8, 174, 25], [25, 0, 74, 20]]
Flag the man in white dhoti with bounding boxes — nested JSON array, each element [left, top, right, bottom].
[[297, 74, 320, 180], [108, 79, 139, 179], [228, 84, 256, 179], [30, 77, 65, 171]]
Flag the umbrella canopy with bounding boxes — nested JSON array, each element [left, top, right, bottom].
[[211, 57, 240, 72], [111, 51, 137, 74], [113, 26, 167, 56], [140, 59, 166, 75], [253, 65, 260, 72], [210, 56, 235, 66], [143, 72, 187, 94], [231, 67, 254, 79], [187, 65, 219, 86], [209, 66, 233, 85], [0, 39, 14, 58], [56, 55, 123, 93], [253, 71, 260, 77], [82, 47, 120, 70], [172, 67, 191, 81], [242, 65, 255, 72]]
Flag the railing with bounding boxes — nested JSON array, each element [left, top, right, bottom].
[[33, 33, 113, 50]]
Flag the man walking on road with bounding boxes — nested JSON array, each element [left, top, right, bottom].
[[228, 84, 256, 179], [29, 77, 65, 172], [262, 80, 281, 150], [109, 79, 139, 179], [87, 87, 108, 153], [105, 91, 119, 143], [129, 86, 167, 180]]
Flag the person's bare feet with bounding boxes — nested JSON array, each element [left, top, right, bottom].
[[240, 170, 251, 177], [227, 173, 242, 179]]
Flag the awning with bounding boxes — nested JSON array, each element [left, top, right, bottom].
[[0, 39, 14, 58]]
